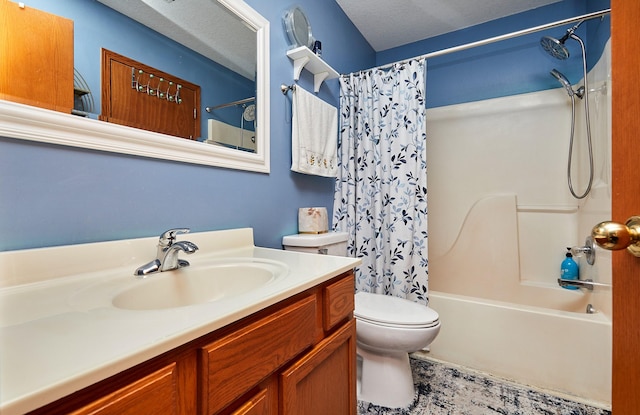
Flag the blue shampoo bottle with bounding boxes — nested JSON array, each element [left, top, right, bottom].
[[560, 248, 579, 290]]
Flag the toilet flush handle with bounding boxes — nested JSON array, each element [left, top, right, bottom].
[[318, 248, 328, 255]]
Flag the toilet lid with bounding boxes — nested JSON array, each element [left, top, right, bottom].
[[354, 292, 439, 328]]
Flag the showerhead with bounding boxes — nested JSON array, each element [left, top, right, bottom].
[[540, 36, 570, 60], [540, 20, 584, 60], [550, 69, 575, 97], [243, 104, 256, 122]]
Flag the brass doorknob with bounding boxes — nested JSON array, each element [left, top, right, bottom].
[[591, 216, 640, 257]]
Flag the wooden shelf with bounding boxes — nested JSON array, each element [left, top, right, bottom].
[[286, 46, 339, 92]]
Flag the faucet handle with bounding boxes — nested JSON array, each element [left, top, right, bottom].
[[158, 228, 190, 247]]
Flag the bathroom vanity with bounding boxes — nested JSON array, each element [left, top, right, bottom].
[[0, 229, 361, 414]]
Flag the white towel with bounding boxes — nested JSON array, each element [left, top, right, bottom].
[[291, 86, 338, 177]]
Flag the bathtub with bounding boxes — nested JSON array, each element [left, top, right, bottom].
[[425, 290, 611, 407]]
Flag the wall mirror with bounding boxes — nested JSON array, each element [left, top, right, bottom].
[[0, 0, 270, 173], [283, 6, 314, 49]]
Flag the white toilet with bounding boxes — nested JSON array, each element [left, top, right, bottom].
[[283, 231, 441, 408]]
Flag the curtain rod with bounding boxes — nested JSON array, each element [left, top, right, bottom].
[[371, 8, 611, 72], [205, 96, 255, 113]]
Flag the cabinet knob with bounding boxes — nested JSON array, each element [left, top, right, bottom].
[[591, 216, 640, 257]]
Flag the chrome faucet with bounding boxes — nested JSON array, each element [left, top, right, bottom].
[[134, 228, 199, 277]]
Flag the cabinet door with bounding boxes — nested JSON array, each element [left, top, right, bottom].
[[229, 378, 277, 415], [69, 363, 179, 415], [280, 320, 356, 415], [200, 295, 318, 415], [0, 0, 74, 113]]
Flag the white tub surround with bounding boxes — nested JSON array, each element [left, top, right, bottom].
[[0, 228, 361, 415], [427, 40, 612, 312], [429, 194, 611, 315], [425, 40, 612, 408]]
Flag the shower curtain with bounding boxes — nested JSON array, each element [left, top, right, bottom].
[[332, 58, 429, 304]]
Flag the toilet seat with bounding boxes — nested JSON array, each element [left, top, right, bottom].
[[354, 292, 439, 329]]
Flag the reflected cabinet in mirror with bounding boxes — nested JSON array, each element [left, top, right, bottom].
[[0, 0, 270, 173]]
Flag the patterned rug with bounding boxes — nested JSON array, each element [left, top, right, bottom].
[[357, 357, 611, 415]]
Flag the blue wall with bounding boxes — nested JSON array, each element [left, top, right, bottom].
[[22, 0, 257, 136], [0, 0, 374, 251], [0, 0, 610, 251], [376, 0, 610, 108]]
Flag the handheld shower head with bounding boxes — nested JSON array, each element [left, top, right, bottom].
[[544, 21, 594, 200], [540, 20, 584, 60], [550, 69, 575, 97]]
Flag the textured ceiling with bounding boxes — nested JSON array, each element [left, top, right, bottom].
[[97, 0, 256, 80], [335, 0, 563, 51], [98, 0, 564, 77]]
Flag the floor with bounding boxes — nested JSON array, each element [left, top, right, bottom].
[[357, 356, 611, 415]]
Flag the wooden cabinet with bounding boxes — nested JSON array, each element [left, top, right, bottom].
[[28, 271, 355, 415], [280, 320, 356, 415], [323, 275, 356, 332], [0, 0, 74, 113], [227, 378, 277, 415], [200, 295, 318, 414], [68, 364, 180, 415]]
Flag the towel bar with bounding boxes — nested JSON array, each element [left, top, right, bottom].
[[281, 83, 296, 95]]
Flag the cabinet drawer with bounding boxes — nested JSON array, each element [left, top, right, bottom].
[[69, 363, 179, 415], [200, 294, 317, 414], [323, 273, 355, 331]]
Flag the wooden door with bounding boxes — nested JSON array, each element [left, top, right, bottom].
[[611, 0, 640, 413], [100, 49, 200, 140]]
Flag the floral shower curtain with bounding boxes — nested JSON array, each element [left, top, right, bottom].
[[332, 59, 429, 304]]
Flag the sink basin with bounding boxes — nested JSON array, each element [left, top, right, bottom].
[[112, 259, 288, 310], [69, 258, 287, 311]]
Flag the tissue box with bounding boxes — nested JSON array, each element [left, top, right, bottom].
[[298, 207, 328, 234]]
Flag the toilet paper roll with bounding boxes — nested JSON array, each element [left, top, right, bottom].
[[298, 207, 328, 234]]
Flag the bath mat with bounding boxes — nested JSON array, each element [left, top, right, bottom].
[[357, 357, 611, 415]]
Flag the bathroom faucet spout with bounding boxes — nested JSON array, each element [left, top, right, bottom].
[[159, 240, 199, 272], [134, 228, 199, 277], [157, 228, 190, 259]]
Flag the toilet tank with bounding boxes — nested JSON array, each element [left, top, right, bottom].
[[282, 232, 348, 256]]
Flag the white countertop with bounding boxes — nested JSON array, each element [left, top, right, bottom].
[[0, 228, 360, 415]]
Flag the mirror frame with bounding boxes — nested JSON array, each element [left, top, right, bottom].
[[0, 0, 270, 173]]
